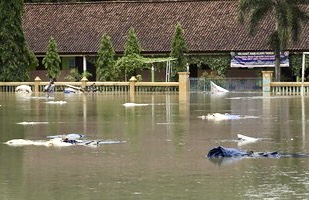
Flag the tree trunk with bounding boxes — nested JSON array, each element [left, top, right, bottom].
[[274, 50, 281, 82]]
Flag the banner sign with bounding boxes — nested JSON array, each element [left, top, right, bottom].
[[230, 51, 289, 68]]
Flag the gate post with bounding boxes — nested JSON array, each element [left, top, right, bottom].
[[178, 72, 190, 93], [34, 76, 41, 93], [178, 72, 190, 103], [262, 71, 273, 92], [129, 76, 137, 102], [81, 77, 88, 91]]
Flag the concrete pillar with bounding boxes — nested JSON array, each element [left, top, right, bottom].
[[34, 76, 41, 93], [129, 76, 137, 102], [178, 72, 190, 93], [262, 71, 273, 92], [178, 72, 190, 103], [81, 76, 88, 91]]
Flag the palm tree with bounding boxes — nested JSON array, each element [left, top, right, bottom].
[[239, 0, 308, 81]]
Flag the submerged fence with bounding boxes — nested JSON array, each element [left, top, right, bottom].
[[0, 73, 186, 94], [0, 82, 34, 92], [0, 81, 179, 93], [190, 78, 262, 92], [262, 71, 309, 95], [54, 82, 130, 93], [2, 73, 309, 95], [270, 82, 309, 95]]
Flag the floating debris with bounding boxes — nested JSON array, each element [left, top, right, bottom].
[[15, 85, 32, 93], [16, 122, 49, 125], [5, 134, 126, 148], [44, 101, 67, 104], [123, 103, 149, 107], [210, 81, 229, 93], [198, 113, 259, 121]]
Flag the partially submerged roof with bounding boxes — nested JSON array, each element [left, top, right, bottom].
[[23, 1, 309, 55]]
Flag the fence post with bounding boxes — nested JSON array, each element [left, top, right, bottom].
[[81, 77, 88, 91], [178, 72, 190, 93], [262, 71, 273, 92], [34, 76, 41, 93], [129, 76, 137, 102], [178, 72, 190, 103]]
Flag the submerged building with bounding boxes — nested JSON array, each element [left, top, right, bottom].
[[22, 0, 309, 81]]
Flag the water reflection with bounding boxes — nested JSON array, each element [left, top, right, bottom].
[[0, 92, 308, 200], [207, 156, 246, 166], [302, 95, 306, 147]]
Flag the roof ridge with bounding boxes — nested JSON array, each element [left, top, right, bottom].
[[25, 0, 237, 5], [23, 0, 308, 53]]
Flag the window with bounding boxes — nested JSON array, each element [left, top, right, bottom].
[[62, 57, 76, 70]]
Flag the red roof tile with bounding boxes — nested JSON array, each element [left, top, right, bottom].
[[22, 1, 309, 55]]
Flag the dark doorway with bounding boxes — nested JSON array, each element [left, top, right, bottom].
[[189, 64, 198, 78], [87, 61, 96, 81]]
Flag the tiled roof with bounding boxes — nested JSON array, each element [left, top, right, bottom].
[[23, 1, 309, 55]]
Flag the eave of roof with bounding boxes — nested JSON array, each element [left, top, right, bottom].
[[22, 1, 309, 55]]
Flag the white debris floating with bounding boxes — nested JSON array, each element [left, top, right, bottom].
[[15, 85, 32, 93], [123, 103, 149, 107], [210, 81, 229, 93]]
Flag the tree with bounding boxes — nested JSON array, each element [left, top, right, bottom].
[[290, 53, 309, 81], [42, 37, 61, 80], [95, 33, 118, 81], [124, 27, 142, 56], [239, 0, 308, 82], [0, 0, 37, 81], [170, 23, 188, 80], [116, 27, 144, 81]]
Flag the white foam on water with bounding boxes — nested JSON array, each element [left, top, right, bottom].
[[123, 103, 149, 107], [44, 101, 67, 104], [16, 122, 49, 125]]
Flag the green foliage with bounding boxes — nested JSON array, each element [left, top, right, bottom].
[[238, 0, 308, 81], [124, 27, 142, 56], [65, 68, 92, 81], [28, 50, 39, 71], [290, 54, 309, 78], [0, 0, 37, 81], [201, 71, 224, 79], [170, 23, 188, 78], [115, 27, 144, 80], [268, 31, 280, 50], [189, 55, 230, 77], [82, 71, 92, 79], [64, 68, 80, 81], [290, 54, 301, 77], [115, 54, 144, 80], [95, 33, 118, 81], [136, 74, 142, 81], [42, 37, 61, 80]]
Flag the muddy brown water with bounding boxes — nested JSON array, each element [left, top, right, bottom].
[[0, 92, 308, 200]]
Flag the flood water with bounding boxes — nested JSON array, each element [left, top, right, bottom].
[[0, 92, 308, 200]]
